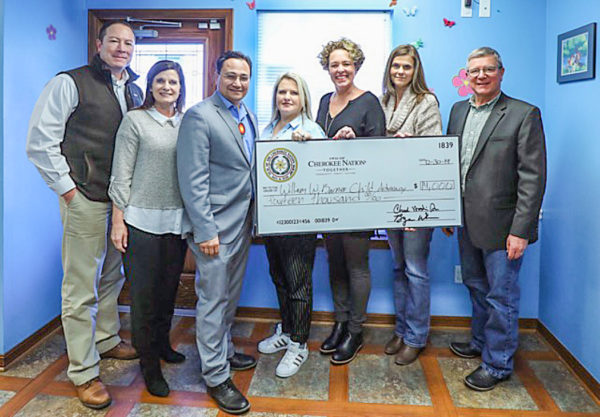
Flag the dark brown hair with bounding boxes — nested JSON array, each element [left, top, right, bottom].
[[382, 44, 437, 106], [139, 60, 186, 113], [97, 20, 134, 42], [216, 50, 253, 76]]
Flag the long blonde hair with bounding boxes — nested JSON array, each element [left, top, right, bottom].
[[269, 72, 313, 124], [382, 44, 437, 106]]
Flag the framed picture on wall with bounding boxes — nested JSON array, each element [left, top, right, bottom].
[[557, 22, 596, 83]]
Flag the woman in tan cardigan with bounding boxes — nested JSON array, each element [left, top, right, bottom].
[[379, 45, 443, 366]]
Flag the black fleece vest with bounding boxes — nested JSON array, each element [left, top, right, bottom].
[[60, 55, 143, 202]]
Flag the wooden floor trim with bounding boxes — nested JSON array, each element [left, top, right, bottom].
[[514, 355, 561, 412], [0, 315, 61, 371], [536, 320, 600, 402], [0, 355, 68, 416], [104, 400, 136, 417], [2, 309, 598, 410], [420, 355, 459, 417], [457, 411, 598, 417]]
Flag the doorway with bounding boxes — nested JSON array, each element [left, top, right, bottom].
[[88, 9, 232, 101], [89, 9, 233, 308]]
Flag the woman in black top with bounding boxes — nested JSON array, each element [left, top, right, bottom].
[[315, 38, 385, 365]]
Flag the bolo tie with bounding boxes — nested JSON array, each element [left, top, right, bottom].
[[238, 122, 246, 136]]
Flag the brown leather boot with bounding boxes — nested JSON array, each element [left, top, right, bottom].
[[75, 377, 111, 409], [384, 335, 403, 355], [100, 341, 138, 360], [394, 344, 423, 365]]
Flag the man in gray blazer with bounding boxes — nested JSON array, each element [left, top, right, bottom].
[[447, 47, 546, 391], [177, 51, 258, 415]]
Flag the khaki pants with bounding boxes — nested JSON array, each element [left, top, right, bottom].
[[59, 191, 124, 385]]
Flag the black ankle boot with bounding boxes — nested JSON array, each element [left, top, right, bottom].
[[140, 357, 170, 397], [331, 331, 363, 364], [320, 321, 348, 354], [159, 345, 186, 364]]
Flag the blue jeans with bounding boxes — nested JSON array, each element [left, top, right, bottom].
[[458, 226, 523, 379], [387, 228, 433, 348]]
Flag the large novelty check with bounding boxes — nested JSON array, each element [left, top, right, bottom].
[[255, 136, 462, 235]]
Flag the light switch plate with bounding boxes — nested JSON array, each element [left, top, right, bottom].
[[461, 0, 473, 18], [454, 265, 463, 283], [479, 0, 491, 17]]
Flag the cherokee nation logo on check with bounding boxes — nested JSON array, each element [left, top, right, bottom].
[[263, 148, 298, 182]]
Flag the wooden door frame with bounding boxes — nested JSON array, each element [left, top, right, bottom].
[[90, 9, 233, 308], [88, 9, 233, 97]]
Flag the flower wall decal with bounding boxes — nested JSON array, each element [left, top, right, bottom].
[[46, 24, 57, 40], [452, 68, 473, 97]]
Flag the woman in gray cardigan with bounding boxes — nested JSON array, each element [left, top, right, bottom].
[[109, 60, 188, 397], [379, 45, 444, 366]]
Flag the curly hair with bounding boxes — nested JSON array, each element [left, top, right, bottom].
[[318, 38, 365, 71]]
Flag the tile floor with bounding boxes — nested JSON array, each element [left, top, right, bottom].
[[0, 314, 598, 417]]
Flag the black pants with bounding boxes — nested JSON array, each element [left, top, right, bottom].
[[122, 225, 187, 359], [264, 234, 317, 344], [325, 233, 372, 334]]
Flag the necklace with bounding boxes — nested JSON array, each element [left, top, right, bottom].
[[324, 112, 335, 136]]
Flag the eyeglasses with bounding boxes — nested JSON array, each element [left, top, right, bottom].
[[467, 66, 500, 76], [222, 73, 250, 83]]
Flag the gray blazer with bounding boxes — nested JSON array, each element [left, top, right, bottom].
[[177, 93, 258, 245], [447, 93, 546, 250]]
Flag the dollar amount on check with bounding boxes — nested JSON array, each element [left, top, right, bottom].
[[255, 136, 462, 235]]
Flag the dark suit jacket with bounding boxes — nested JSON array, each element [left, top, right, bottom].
[[447, 93, 546, 250]]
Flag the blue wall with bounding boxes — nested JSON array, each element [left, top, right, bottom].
[[0, 0, 549, 353], [84, 0, 545, 320], [0, 0, 5, 353], [1, 0, 87, 352], [540, 0, 600, 382]]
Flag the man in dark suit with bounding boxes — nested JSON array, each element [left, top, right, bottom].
[[446, 47, 546, 391], [177, 51, 258, 415]]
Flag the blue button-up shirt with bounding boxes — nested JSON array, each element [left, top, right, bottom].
[[216, 91, 256, 161], [261, 114, 325, 140]]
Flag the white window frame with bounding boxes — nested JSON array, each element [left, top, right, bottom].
[[256, 11, 392, 134]]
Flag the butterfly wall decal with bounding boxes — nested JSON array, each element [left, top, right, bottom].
[[410, 38, 424, 49], [246, 0, 256, 10], [389, 0, 397, 7], [443, 18, 456, 28], [403, 6, 418, 17]]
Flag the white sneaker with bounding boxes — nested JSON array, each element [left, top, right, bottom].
[[258, 323, 290, 354], [275, 340, 309, 378]]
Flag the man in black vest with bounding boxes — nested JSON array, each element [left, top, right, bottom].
[[26, 21, 143, 409]]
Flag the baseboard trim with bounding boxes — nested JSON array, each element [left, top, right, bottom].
[[0, 315, 62, 371], [235, 306, 538, 329], [536, 321, 600, 400]]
